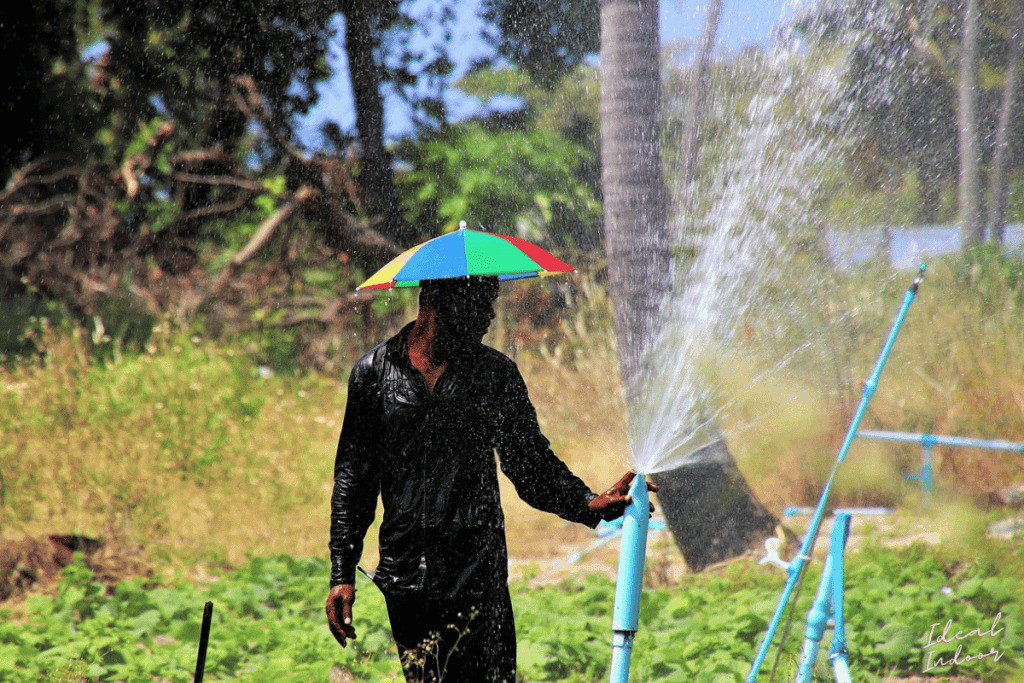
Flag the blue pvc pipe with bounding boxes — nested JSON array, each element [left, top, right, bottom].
[[794, 552, 833, 683], [747, 264, 925, 683], [857, 429, 1024, 499], [609, 473, 650, 683], [856, 429, 1024, 509], [794, 513, 851, 683], [856, 430, 1024, 454], [829, 514, 852, 667]]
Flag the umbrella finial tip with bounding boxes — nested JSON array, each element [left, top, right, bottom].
[[459, 220, 467, 230]]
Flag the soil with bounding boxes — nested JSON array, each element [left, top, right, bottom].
[[507, 507, 995, 587]]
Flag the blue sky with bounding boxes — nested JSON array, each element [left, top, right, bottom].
[[297, 0, 805, 147]]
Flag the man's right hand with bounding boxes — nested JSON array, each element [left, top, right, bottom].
[[325, 584, 357, 647]]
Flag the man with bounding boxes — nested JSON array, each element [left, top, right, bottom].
[[326, 275, 656, 683]]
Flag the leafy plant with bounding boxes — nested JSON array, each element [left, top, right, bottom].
[[3, 543, 1020, 682]]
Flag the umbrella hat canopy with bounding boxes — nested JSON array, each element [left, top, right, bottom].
[[358, 222, 574, 290]]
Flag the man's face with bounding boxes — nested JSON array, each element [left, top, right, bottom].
[[431, 278, 500, 351]]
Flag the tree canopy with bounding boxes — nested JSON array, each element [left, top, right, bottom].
[[481, 0, 600, 89], [0, 0, 605, 368], [794, 0, 1024, 230]]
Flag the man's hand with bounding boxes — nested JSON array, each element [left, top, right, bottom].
[[588, 471, 659, 522], [325, 584, 357, 647]]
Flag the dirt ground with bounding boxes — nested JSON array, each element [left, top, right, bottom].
[[4, 506, 1012, 599], [507, 507, 1020, 587]]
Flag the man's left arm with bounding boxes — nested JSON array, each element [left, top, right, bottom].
[[495, 366, 608, 527], [496, 362, 657, 525]]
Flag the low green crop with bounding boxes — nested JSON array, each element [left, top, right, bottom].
[[3, 542, 1020, 682]]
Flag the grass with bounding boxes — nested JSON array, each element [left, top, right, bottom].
[[0, 322, 345, 573], [2, 255, 1023, 572], [716, 252, 1024, 510], [1, 254, 1023, 681]]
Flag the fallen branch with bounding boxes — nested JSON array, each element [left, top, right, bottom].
[[237, 290, 375, 330], [0, 155, 77, 201], [207, 185, 317, 298], [5, 194, 77, 218], [176, 196, 252, 224], [307, 195, 404, 266], [170, 172, 267, 193]]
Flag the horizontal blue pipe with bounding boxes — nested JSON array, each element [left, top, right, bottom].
[[856, 430, 1024, 453]]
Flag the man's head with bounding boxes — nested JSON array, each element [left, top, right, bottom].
[[419, 276, 500, 356]]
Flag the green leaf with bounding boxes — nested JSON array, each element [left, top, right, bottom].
[[981, 577, 1014, 605], [875, 622, 916, 660]]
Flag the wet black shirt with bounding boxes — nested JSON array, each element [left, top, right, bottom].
[[329, 323, 601, 600]]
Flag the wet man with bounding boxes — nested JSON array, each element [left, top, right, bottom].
[[326, 275, 656, 682]]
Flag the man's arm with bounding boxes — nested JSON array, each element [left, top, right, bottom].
[[495, 363, 606, 527], [326, 356, 383, 647], [329, 356, 383, 587]]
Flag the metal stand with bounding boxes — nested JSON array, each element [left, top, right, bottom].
[[795, 513, 852, 683], [747, 265, 926, 683]]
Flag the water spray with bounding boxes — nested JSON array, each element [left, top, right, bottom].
[[746, 264, 926, 683], [608, 472, 651, 683]]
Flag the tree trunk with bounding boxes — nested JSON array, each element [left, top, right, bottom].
[[959, 0, 985, 247], [679, 0, 722, 185], [599, 0, 779, 572], [599, 0, 671, 387], [987, 0, 1024, 244], [343, 2, 415, 247]]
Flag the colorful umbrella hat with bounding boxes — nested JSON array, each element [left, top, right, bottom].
[[358, 221, 575, 290]]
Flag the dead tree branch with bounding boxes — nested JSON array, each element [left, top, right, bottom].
[[208, 185, 317, 298]]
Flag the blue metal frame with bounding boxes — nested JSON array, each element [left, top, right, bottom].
[[794, 513, 853, 683], [746, 264, 925, 683]]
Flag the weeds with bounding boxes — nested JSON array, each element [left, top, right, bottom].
[[0, 321, 346, 570], [2, 257, 1023, 571], [397, 607, 479, 683]]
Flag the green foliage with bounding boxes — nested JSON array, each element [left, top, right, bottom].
[[392, 62, 603, 250], [396, 122, 599, 247], [961, 244, 1024, 311], [0, 296, 73, 363], [4, 544, 1020, 682], [0, 554, 401, 682]]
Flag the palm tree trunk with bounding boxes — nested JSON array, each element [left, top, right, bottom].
[[343, 2, 414, 246], [987, 0, 1024, 244], [600, 0, 779, 572], [959, 0, 985, 247], [599, 0, 671, 387]]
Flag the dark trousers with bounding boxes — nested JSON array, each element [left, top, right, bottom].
[[383, 585, 516, 683]]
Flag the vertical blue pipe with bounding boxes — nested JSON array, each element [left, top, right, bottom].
[[794, 553, 833, 683], [829, 514, 852, 674], [794, 513, 851, 683], [747, 264, 925, 683], [609, 473, 650, 683]]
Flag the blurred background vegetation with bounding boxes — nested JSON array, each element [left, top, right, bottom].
[[1, 0, 1023, 574]]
